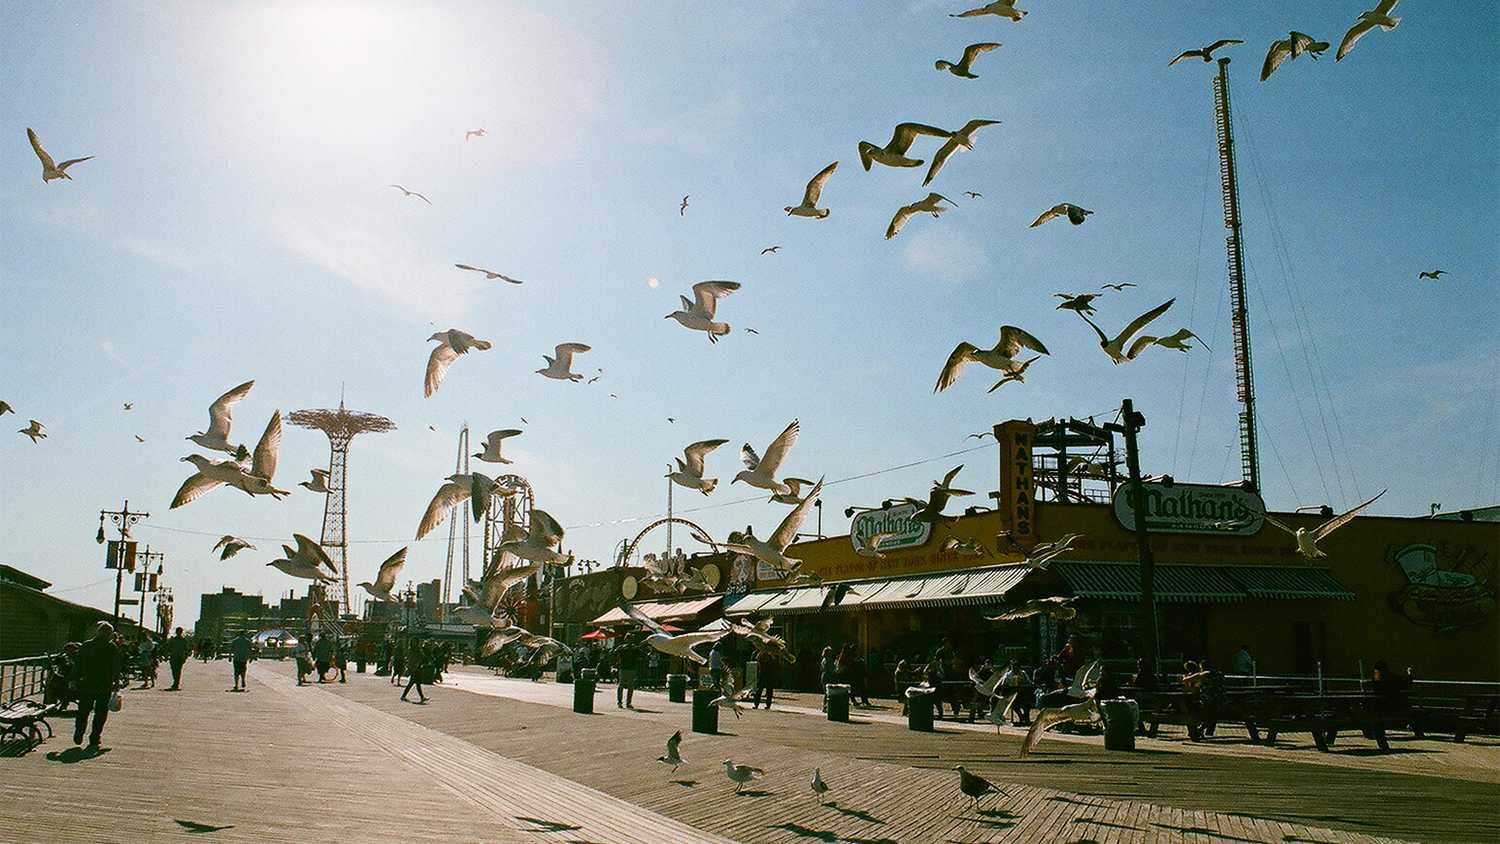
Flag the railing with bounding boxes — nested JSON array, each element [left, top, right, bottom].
[[1, 655, 54, 703]]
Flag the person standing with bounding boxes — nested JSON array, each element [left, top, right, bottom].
[[165, 627, 191, 690], [1231, 644, 1256, 676], [313, 634, 335, 683], [707, 641, 725, 691], [72, 621, 125, 750], [614, 636, 640, 709], [752, 649, 777, 710], [229, 631, 252, 691], [294, 640, 313, 685]]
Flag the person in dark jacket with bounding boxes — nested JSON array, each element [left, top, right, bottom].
[[165, 627, 191, 690], [72, 621, 125, 750]]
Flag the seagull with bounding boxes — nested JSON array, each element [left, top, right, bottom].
[[1337, 0, 1400, 61], [425, 329, 492, 397], [819, 582, 858, 611], [1262, 32, 1330, 81], [761, 246, 781, 254], [1020, 664, 1104, 758], [465, 129, 486, 141], [680, 195, 690, 215], [173, 449, 250, 509], [953, 765, 1002, 811], [986, 356, 1040, 392], [1002, 532, 1082, 568], [785, 161, 838, 218], [667, 438, 730, 495], [300, 468, 331, 493], [1101, 282, 1137, 290], [27, 128, 93, 182], [886, 192, 954, 239], [935, 326, 1049, 392], [658, 730, 684, 771], [358, 547, 408, 602], [389, 184, 431, 204], [188, 380, 254, 454], [951, 1, 1027, 22], [666, 280, 740, 343], [711, 669, 752, 718], [415, 471, 498, 540], [855, 531, 898, 559], [1168, 39, 1244, 65], [724, 760, 765, 793], [1260, 489, 1386, 559], [227, 411, 290, 499], [497, 508, 570, 565], [924, 119, 999, 186], [733, 419, 800, 494], [936, 42, 1002, 78], [769, 477, 817, 506], [725, 479, 825, 574], [943, 536, 992, 557], [537, 343, 591, 381], [19, 420, 45, 442], [1030, 203, 1093, 227], [0, 401, 11, 415], [173, 819, 234, 833], [618, 599, 726, 664], [1077, 298, 1176, 363], [1054, 292, 1101, 315], [212, 535, 255, 561], [858, 122, 953, 170], [455, 264, 523, 284], [811, 768, 831, 804], [1418, 270, 1446, 280], [904, 465, 972, 526], [1129, 327, 1210, 357], [473, 429, 522, 464], [123, 403, 132, 411], [987, 596, 1077, 622], [266, 534, 338, 581]]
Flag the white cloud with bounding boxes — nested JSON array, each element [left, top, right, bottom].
[[899, 225, 988, 284]]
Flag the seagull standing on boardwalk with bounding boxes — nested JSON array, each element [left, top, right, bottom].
[[935, 326, 1049, 392], [785, 161, 838, 218], [473, 429, 522, 464], [1077, 298, 1176, 364], [358, 547, 408, 602], [425, 329, 491, 397], [886, 192, 954, 239], [1261, 32, 1330, 81], [666, 280, 740, 343], [954, 765, 1002, 810], [858, 122, 952, 170], [1337, 0, 1401, 61], [188, 380, 254, 454], [724, 760, 765, 793], [27, 128, 93, 182], [1168, 39, 1243, 65], [1260, 490, 1386, 559], [924, 119, 998, 186], [936, 43, 1001, 78], [811, 768, 831, 804], [537, 343, 591, 381], [667, 438, 730, 495], [1030, 203, 1092, 227]]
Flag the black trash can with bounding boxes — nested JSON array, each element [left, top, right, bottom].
[[907, 687, 936, 732], [692, 686, 719, 734], [668, 673, 689, 703], [826, 684, 851, 722], [573, 675, 596, 714], [1102, 699, 1136, 751]]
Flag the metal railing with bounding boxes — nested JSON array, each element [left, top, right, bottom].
[[1, 655, 54, 703]]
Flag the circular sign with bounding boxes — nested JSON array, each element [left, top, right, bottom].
[[621, 575, 638, 600]]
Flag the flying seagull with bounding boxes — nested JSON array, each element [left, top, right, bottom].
[[724, 760, 765, 793], [733, 419, 800, 494], [1260, 489, 1386, 558], [1418, 270, 1445, 280], [1262, 32, 1330, 81], [855, 531, 897, 559], [1030, 203, 1093, 227], [924, 119, 999, 186], [667, 280, 740, 343], [1020, 663, 1104, 757], [455, 264, 523, 284], [725, 478, 825, 574], [19, 420, 46, 442], [474, 429, 522, 464], [188, 380, 254, 454], [886, 192, 954, 239], [667, 438, 730, 495], [1053, 292, 1101, 315], [266, 534, 337, 581], [537, 343, 591, 381], [904, 465, 972, 526], [1169, 39, 1243, 65], [415, 471, 499, 540], [858, 122, 953, 170], [389, 184, 431, 204], [936, 42, 1002, 78], [1337, 0, 1400, 61], [27, 128, 93, 182], [761, 245, 781, 253], [953, 765, 1002, 810], [300, 468, 331, 493], [358, 547, 408, 602], [229, 411, 290, 499], [1077, 298, 1176, 363], [785, 161, 838, 218], [212, 535, 255, 561], [1130, 327, 1210, 356], [658, 730, 684, 771], [986, 357, 1039, 392], [935, 325, 1049, 392], [951, 1, 1027, 22], [425, 329, 491, 397], [680, 195, 689, 215], [173, 411, 289, 506], [1002, 532, 1083, 569], [465, 129, 486, 141], [769, 476, 817, 506], [497, 508, 570, 565], [987, 596, 1077, 622], [1101, 282, 1137, 291], [618, 599, 726, 665]]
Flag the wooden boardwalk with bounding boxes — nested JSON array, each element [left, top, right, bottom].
[[2, 660, 1496, 844]]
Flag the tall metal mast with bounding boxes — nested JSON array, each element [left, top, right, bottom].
[[1214, 58, 1260, 491], [442, 425, 471, 616]]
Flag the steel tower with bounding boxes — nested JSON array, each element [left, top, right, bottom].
[[1214, 58, 1261, 490]]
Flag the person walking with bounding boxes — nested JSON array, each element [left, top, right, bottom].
[[165, 627, 191, 690], [294, 640, 313, 686], [229, 631, 252, 691], [614, 635, 641, 709], [401, 638, 428, 703], [71, 621, 125, 751]]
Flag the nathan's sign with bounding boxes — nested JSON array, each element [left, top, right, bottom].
[[1111, 481, 1264, 535], [850, 501, 930, 553], [997, 419, 1038, 549]]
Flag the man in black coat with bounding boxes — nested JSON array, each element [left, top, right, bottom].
[[165, 627, 191, 690], [72, 621, 125, 750]]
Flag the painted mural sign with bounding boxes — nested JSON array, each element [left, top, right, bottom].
[[850, 501, 930, 554], [1111, 481, 1265, 535], [1387, 542, 1496, 633]]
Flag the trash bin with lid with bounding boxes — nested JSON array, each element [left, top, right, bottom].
[[667, 673, 689, 703], [691, 686, 719, 734], [1101, 699, 1137, 751], [573, 674, 596, 714], [825, 684, 851, 722], [906, 686, 936, 732]]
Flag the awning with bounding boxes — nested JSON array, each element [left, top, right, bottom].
[[725, 564, 1032, 616], [589, 595, 722, 627], [1220, 565, 1356, 601], [1051, 561, 1354, 603]]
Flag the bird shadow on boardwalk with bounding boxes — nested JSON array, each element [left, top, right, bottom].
[[1150, 823, 1264, 843], [515, 816, 583, 833], [1071, 817, 1139, 832], [841, 837, 900, 844], [669, 779, 698, 787], [735, 789, 774, 798], [827, 802, 885, 824], [45, 746, 110, 763], [770, 822, 837, 841]]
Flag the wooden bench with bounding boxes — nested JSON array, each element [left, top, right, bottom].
[[1409, 692, 1500, 743], [0, 698, 60, 748]]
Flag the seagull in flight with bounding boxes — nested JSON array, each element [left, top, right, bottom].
[[855, 531, 898, 558], [1418, 270, 1445, 280], [658, 730, 684, 771], [1169, 39, 1243, 65], [266, 534, 338, 581], [1020, 663, 1104, 757], [455, 264, 523, 284], [1262, 32, 1330, 81], [951, 1, 1027, 22], [725, 478, 825, 574], [858, 122, 953, 170], [19, 420, 46, 442], [666, 280, 740, 343], [300, 468, 331, 493], [886, 192, 954, 239], [425, 329, 491, 397], [358, 547, 408, 602], [389, 184, 431, 204], [987, 596, 1077, 621], [474, 429, 522, 464], [733, 419, 800, 494], [1101, 282, 1137, 291], [1130, 327, 1210, 356], [1337, 1, 1401, 61], [415, 471, 499, 540], [924, 119, 999, 186], [1053, 292, 1101, 315], [188, 380, 254, 454], [761, 245, 781, 253], [1260, 489, 1386, 558], [935, 325, 1049, 392], [173, 410, 289, 506], [667, 438, 730, 495], [497, 508, 570, 565], [936, 42, 1002, 78], [1030, 203, 1093, 227], [680, 195, 690, 215], [27, 128, 92, 182], [1076, 298, 1176, 363], [213, 535, 256, 560], [904, 465, 972, 526], [465, 129, 486, 141], [785, 161, 838, 218], [619, 598, 726, 664], [537, 343, 591, 381]]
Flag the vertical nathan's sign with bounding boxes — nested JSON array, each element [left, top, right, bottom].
[[996, 419, 1038, 549]]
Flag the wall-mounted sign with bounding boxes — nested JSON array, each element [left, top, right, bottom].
[[1111, 481, 1264, 535], [997, 419, 1039, 548], [850, 501, 930, 554]]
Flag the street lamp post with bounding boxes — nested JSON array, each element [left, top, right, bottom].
[[98, 501, 149, 623]]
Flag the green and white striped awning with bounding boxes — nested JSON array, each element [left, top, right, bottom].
[[1051, 561, 1354, 602]]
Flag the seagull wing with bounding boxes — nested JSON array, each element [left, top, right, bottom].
[[769, 477, 824, 551], [1206, 39, 1244, 53], [171, 472, 222, 509], [1311, 489, 1386, 541], [691, 280, 740, 318], [425, 341, 459, 397], [527, 508, 566, 548], [740, 442, 762, 471], [552, 343, 590, 372], [373, 547, 408, 591], [417, 481, 469, 540], [1112, 298, 1176, 347], [1261, 37, 1293, 81], [1030, 204, 1066, 227], [755, 419, 800, 478], [26, 128, 57, 170], [936, 342, 981, 392], [1168, 48, 1204, 66], [1336, 18, 1379, 61], [249, 411, 282, 482], [962, 42, 1001, 65], [923, 136, 963, 187], [1258, 511, 1298, 537], [683, 438, 729, 476], [997, 325, 1049, 358], [205, 380, 254, 442], [1020, 698, 1098, 757], [803, 161, 838, 206], [618, 599, 671, 637], [887, 122, 953, 155], [886, 202, 920, 239]]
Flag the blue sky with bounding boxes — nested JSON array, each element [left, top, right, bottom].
[[2, 1, 1495, 629]]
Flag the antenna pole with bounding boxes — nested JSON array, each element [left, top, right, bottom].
[[1214, 58, 1260, 491]]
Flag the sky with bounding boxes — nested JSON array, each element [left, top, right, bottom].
[[2, 0, 1496, 631]]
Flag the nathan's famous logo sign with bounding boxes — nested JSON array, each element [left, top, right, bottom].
[[850, 501, 930, 554], [1387, 542, 1496, 634], [1111, 481, 1264, 535]]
